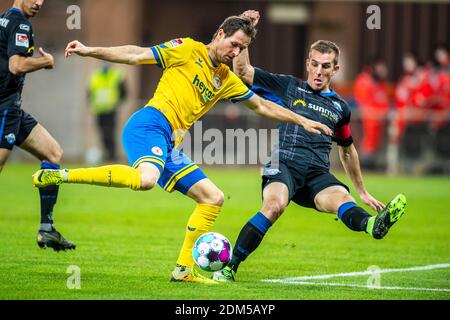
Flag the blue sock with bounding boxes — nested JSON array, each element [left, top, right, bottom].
[[39, 162, 61, 231], [249, 211, 273, 235], [338, 202, 357, 220], [41, 162, 60, 170], [229, 212, 272, 272], [338, 202, 371, 232]]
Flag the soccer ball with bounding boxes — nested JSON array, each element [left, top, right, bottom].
[[192, 232, 232, 272]]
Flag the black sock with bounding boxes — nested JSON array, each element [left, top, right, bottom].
[[39, 162, 60, 231], [338, 203, 372, 232], [229, 212, 272, 273]]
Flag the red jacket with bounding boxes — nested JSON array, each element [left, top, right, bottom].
[[355, 71, 389, 113]]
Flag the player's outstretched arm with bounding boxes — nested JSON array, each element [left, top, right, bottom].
[[338, 144, 385, 211], [9, 47, 54, 75], [243, 94, 332, 136], [64, 40, 155, 65]]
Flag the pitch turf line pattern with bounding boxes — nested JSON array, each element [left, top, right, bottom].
[[261, 263, 450, 292]]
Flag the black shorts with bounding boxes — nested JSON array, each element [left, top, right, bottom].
[[0, 99, 38, 150], [261, 160, 349, 210]]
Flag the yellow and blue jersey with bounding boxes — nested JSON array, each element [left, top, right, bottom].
[[123, 37, 254, 194], [147, 37, 254, 145]]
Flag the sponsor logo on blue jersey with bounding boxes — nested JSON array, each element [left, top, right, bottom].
[[307, 103, 340, 123], [293, 99, 306, 107]]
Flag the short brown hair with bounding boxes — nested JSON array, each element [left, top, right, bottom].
[[212, 16, 257, 42], [310, 40, 340, 65]]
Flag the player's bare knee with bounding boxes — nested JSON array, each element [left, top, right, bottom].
[[331, 189, 354, 206], [203, 189, 225, 207], [342, 193, 355, 204], [46, 145, 63, 164], [215, 190, 225, 207], [315, 188, 354, 212], [136, 163, 160, 191], [262, 198, 285, 221], [140, 175, 157, 191]]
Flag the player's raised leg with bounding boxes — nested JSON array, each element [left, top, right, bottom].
[[214, 182, 289, 282], [32, 163, 147, 190], [315, 185, 372, 232], [19, 123, 75, 251], [314, 185, 406, 239], [32, 107, 168, 192]]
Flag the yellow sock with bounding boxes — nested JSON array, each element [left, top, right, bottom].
[[67, 165, 141, 191], [176, 204, 221, 268]]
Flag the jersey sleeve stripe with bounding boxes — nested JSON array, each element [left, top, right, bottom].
[[156, 46, 167, 68], [151, 46, 167, 69], [150, 47, 163, 68], [229, 90, 255, 103]]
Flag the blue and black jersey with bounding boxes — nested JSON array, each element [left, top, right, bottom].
[[253, 67, 353, 170], [0, 8, 34, 103]]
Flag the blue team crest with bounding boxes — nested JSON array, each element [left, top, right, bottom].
[[212, 75, 222, 89], [332, 101, 343, 112], [5, 133, 16, 145]]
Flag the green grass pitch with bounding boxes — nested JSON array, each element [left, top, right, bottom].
[[0, 164, 449, 300]]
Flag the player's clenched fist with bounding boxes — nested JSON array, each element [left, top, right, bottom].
[[240, 10, 260, 27]]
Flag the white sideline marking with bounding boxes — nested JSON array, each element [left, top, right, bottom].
[[281, 281, 450, 293], [261, 263, 450, 292]]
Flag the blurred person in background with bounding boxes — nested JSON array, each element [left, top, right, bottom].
[[354, 58, 390, 170], [428, 45, 450, 171], [0, 0, 75, 251], [430, 45, 450, 130], [394, 53, 432, 148], [88, 63, 127, 162]]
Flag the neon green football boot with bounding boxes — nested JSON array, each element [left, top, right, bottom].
[[212, 266, 235, 282], [366, 194, 407, 239], [33, 169, 66, 188]]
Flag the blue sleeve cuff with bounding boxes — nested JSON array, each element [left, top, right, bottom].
[[150, 46, 163, 68], [230, 90, 255, 103]]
